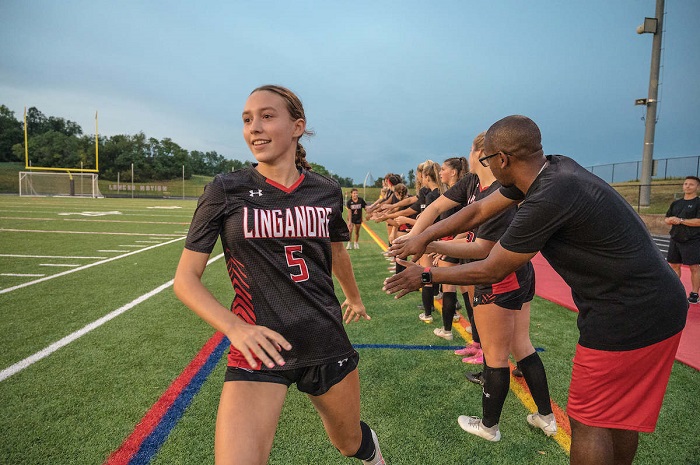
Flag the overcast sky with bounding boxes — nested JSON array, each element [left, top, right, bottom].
[[1, 0, 698, 183]]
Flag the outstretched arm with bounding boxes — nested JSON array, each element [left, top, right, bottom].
[[331, 242, 370, 323], [383, 242, 536, 299], [389, 190, 517, 261]]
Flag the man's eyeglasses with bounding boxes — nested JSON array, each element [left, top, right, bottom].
[[478, 151, 512, 167]]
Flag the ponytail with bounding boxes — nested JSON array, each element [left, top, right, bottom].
[[295, 142, 312, 170]]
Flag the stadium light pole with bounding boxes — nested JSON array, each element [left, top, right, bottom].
[[637, 0, 664, 207]]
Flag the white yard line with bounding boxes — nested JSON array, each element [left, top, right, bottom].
[[97, 250, 129, 253], [0, 236, 186, 295], [0, 253, 224, 383], [1, 273, 45, 277], [0, 228, 183, 237], [0, 254, 107, 259], [0, 216, 190, 225], [39, 264, 80, 268]]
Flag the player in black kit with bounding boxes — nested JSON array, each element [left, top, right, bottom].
[[346, 188, 367, 249], [174, 85, 384, 465]]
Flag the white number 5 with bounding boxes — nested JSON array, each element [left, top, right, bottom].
[[285, 245, 309, 282]]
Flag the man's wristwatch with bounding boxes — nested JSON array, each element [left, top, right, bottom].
[[421, 267, 432, 285]]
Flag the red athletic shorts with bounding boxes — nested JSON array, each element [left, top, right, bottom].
[[567, 332, 681, 432]]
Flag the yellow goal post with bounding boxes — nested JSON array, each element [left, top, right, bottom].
[[23, 108, 100, 174]]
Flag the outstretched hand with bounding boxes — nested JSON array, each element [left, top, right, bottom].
[[387, 234, 428, 262], [228, 323, 292, 369], [382, 258, 424, 299], [342, 299, 371, 324]]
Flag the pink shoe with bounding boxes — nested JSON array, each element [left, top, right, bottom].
[[454, 343, 481, 356], [462, 349, 484, 364]]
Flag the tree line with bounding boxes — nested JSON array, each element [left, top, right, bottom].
[[0, 105, 354, 186]]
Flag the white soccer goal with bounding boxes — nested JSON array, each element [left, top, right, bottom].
[[19, 171, 103, 198]]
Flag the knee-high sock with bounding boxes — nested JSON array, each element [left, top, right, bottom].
[[517, 352, 553, 416], [441, 291, 457, 331], [482, 365, 510, 428], [461, 291, 480, 344], [421, 286, 434, 316], [395, 262, 406, 274]]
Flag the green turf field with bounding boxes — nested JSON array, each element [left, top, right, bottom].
[[0, 195, 698, 464]]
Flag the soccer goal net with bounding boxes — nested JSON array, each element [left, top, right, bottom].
[[19, 171, 103, 198]]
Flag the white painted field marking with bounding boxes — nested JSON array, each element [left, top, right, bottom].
[[39, 264, 80, 268], [0, 217, 188, 225], [0, 254, 107, 259], [1, 273, 45, 277], [0, 236, 185, 295], [0, 253, 223, 383], [97, 250, 129, 253], [0, 229, 183, 237], [58, 211, 123, 217], [135, 241, 162, 244], [146, 206, 182, 209]]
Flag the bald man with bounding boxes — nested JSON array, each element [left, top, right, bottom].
[[384, 115, 687, 465]]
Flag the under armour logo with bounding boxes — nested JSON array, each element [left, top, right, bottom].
[[249, 189, 263, 197], [337, 358, 349, 367]]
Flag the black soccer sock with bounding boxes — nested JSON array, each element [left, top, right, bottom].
[[481, 365, 510, 428], [434, 284, 441, 297], [421, 286, 433, 316], [352, 421, 376, 461], [461, 291, 480, 344], [441, 291, 457, 331], [395, 262, 406, 274], [517, 351, 553, 416]]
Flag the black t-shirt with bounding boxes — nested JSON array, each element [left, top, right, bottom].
[[346, 197, 367, 224], [472, 181, 533, 296], [499, 155, 687, 351], [666, 196, 700, 242], [444, 172, 479, 206], [185, 166, 354, 369], [410, 186, 432, 214]]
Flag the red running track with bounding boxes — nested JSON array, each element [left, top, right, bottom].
[[532, 253, 700, 371]]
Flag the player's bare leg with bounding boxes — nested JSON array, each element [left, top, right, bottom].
[[215, 381, 287, 465], [570, 418, 638, 465], [308, 368, 362, 456]]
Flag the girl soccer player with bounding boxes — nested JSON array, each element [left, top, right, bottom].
[[174, 85, 384, 465]]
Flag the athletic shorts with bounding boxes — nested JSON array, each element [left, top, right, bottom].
[[350, 219, 363, 225], [667, 237, 700, 265], [567, 332, 681, 432], [473, 274, 535, 310], [224, 351, 359, 397]]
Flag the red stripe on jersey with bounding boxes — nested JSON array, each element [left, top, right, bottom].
[[492, 271, 520, 294], [266, 174, 305, 193], [227, 255, 255, 324]]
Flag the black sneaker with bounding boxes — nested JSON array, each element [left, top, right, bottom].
[[689, 292, 699, 304], [465, 371, 484, 385], [512, 366, 523, 377]]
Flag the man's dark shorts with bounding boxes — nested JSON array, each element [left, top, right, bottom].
[[667, 237, 700, 266]]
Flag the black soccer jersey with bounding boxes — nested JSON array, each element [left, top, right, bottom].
[[472, 181, 533, 298], [410, 186, 432, 214], [499, 155, 688, 351], [185, 166, 355, 370], [443, 172, 479, 207], [346, 197, 367, 224]]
